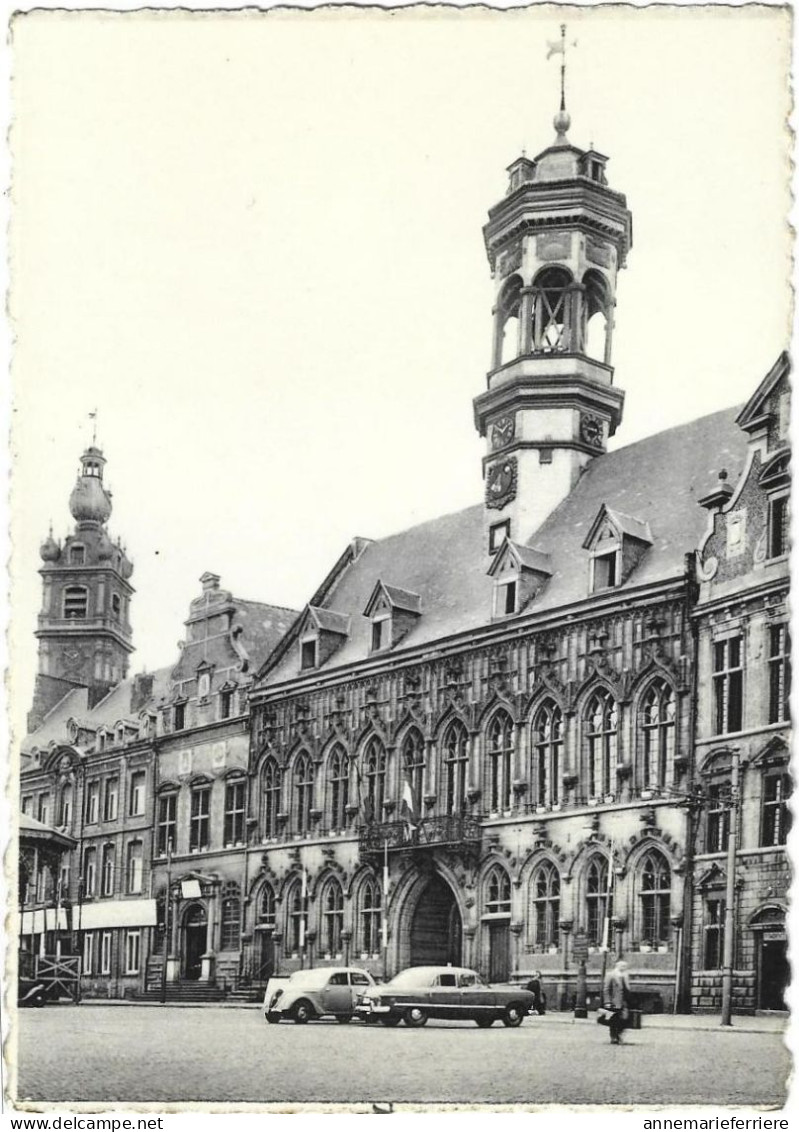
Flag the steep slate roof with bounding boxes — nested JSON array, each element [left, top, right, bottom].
[[22, 686, 89, 753], [230, 600, 298, 668], [265, 405, 747, 684]]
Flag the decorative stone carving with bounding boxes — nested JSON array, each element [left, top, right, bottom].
[[537, 233, 570, 261], [497, 243, 522, 278], [586, 239, 612, 268]]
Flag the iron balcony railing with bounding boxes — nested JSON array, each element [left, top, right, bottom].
[[359, 814, 482, 856]]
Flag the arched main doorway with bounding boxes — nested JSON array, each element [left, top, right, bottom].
[[182, 903, 208, 981], [410, 874, 462, 967]]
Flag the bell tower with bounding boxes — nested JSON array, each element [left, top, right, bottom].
[[474, 42, 633, 553], [29, 445, 135, 729]]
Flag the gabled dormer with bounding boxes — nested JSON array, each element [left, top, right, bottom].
[[297, 606, 350, 671], [735, 350, 791, 452], [363, 582, 422, 653], [583, 505, 652, 592], [487, 539, 552, 617]]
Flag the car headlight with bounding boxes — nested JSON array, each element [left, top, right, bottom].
[[269, 990, 283, 1009]]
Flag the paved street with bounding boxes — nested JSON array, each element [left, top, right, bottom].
[[14, 1005, 790, 1108]]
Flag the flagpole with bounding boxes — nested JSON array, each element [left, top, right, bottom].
[[382, 839, 389, 979], [560, 23, 567, 110], [600, 842, 615, 992], [300, 866, 308, 970]]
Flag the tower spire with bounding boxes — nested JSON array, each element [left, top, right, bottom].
[[547, 24, 576, 143]]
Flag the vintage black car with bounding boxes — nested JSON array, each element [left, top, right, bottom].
[[18, 976, 49, 1008], [356, 965, 535, 1027]]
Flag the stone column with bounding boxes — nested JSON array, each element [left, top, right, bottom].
[[519, 287, 535, 354]]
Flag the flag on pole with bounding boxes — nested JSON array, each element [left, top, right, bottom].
[[546, 38, 565, 59], [601, 843, 615, 953], [299, 866, 308, 950], [400, 775, 419, 838]]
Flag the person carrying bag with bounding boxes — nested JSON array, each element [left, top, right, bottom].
[[600, 959, 631, 1044]]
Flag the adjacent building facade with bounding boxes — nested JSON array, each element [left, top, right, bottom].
[[18, 100, 790, 1013]]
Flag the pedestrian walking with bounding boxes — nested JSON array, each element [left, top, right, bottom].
[[525, 970, 546, 1015], [602, 959, 631, 1045]]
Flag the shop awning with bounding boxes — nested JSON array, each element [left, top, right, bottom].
[[20, 908, 69, 935], [77, 899, 158, 930]]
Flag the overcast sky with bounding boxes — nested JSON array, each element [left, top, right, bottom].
[[9, 5, 792, 743]]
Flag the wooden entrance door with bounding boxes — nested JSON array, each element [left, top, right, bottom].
[[759, 936, 789, 1009], [410, 876, 462, 967], [256, 932, 275, 982], [488, 921, 510, 983], [183, 904, 207, 981]]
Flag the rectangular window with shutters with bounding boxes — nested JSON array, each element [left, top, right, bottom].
[[190, 786, 211, 851], [129, 771, 146, 817], [768, 495, 789, 559], [705, 783, 730, 854], [224, 779, 246, 847], [768, 625, 791, 724], [83, 847, 97, 897], [100, 930, 113, 975], [126, 841, 143, 894], [86, 781, 100, 824], [157, 794, 177, 856], [703, 899, 724, 969], [83, 931, 96, 976], [712, 637, 743, 734], [101, 844, 115, 896], [125, 930, 141, 975], [103, 778, 119, 822], [761, 773, 792, 846]]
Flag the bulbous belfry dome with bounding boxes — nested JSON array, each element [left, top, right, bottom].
[[69, 446, 112, 524], [39, 532, 60, 562]]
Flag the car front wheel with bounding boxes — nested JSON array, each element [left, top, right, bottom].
[[501, 1003, 525, 1028], [291, 999, 315, 1024], [404, 1006, 428, 1028]]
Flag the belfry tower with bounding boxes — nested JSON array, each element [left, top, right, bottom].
[[474, 39, 633, 553], [29, 445, 134, 729]]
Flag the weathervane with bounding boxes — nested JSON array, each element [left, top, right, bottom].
[[547, 24, 578, 138]]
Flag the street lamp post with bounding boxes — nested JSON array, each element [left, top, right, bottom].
[[720, 749, 740, 1027], [159, 842, 173, 1005]]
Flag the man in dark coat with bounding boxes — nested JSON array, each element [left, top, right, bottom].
[[602, 959, 631, 1044], [525, 970, 546, 1015]]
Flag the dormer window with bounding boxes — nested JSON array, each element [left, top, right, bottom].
[[364, 582, 422, 653], [593, 550, 618, 590], [301, 637, 318, 670], [583, 506, 652, 594], [297, 607, 350, 671], [487, 539, 552, 619], [69, 545, 85, 566]]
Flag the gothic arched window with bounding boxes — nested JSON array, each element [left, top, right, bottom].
[[486, 711, 514, 813], [328, 745, 349, 830], [639, 850, 671, 946], [640, 681, 676, 790], [360, 875, 382, 956], [285, 879, 304, 955], [261, 758, 282, 839], [485, 865, 512, 915], [294, 752, 314, 835], [363, 738, 386, 822], [585, 855, 609, 947], [442, 720, 468, 815], [258, 882, 276, 930], [533, 701, 563, 808], [321, 878, 344, 957], [585, 690, 618, 800], [531, 861, 561, 949], [401, 729, 425, 810]]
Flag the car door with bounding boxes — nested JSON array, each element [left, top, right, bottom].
[[320, 971, 353, 1015], [349, 970, 373, 1010], [458, 970, 497, 1016], [433, 971, 461, 1018]]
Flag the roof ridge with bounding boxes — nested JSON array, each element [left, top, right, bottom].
[[231, 597, 300, 615], [603, 402, 744, 458]]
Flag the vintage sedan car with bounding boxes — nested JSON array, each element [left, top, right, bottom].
[[355, 965, 535, 1027], [264, 966, 375, 1023]]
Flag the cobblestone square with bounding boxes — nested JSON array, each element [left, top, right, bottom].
[[13, 1006, 791, 1108]]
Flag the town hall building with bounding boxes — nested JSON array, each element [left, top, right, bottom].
[[19, 94, 790, 1013]]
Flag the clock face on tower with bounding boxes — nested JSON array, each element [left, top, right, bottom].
[[61, 644, 87, 675], [580, 414, 604, 450], [485, 457, 518, 510], [490, 413, 516, 452]]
